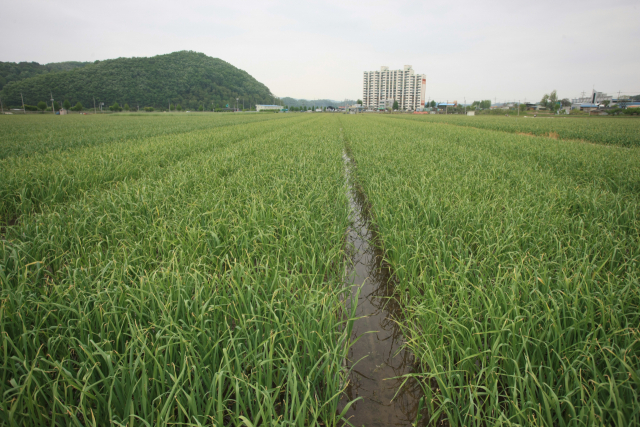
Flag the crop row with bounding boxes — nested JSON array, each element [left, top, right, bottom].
[[386, 114, 640, 147], [342, 115, 640, 426], [0, 114, 312, 224], [0, 112, 294, 159], [0, 115, 354, 426]]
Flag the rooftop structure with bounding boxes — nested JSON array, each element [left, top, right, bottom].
[[571, 90, 612, 106]]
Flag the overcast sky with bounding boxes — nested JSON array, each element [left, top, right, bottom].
[[3, 0, 639, 102]]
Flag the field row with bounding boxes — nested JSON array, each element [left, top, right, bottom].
[[0, 112, 295, 159], [343, 115, 640, 426], [386, 114, 640, 147], [1, 114, 354, 426]]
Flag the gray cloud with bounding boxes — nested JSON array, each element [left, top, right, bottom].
[[2, 0, 639, 102]]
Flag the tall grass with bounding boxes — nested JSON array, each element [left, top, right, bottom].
[[0, 114, 355, 425], [343, 115, 640, 426]]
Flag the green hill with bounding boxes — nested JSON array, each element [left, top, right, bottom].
[[0, 51, 273, 110], [0, 61, 89, 91]]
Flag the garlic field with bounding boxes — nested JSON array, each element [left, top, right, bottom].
[[1, 113, 639, 426]]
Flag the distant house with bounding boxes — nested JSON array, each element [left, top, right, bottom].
[[491, 103, 515, 110], [255, 104, 282, 112], [578, 103, 599, 112]]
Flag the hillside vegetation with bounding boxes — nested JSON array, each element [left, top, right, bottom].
[[0, 61, 89, 92], [1, 51, 273, 110]]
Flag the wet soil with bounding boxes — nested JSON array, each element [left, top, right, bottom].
[[339, 151, 426, 427]]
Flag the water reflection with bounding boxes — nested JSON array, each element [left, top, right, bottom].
[[339, 151, 427, 427]]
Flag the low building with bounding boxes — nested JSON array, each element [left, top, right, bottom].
[[378, 99, 394, 110], [578, 103, 599, 112], [571, 90, 612, 105], [255, 104, 282, 112], [348, 104, 366, 113], [571, 90, 612, 110]]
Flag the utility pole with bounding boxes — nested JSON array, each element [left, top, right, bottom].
[[93, 97, 96, 114], [0, 98, 3, 114], [21, 93, 26, 114], [51, 93, 55, 115], [236, 98, 239, 112]]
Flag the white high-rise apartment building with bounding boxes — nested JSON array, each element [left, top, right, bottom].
[[363, 65, 426, 111]]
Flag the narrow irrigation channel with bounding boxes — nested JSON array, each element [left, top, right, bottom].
[[339, 148, 426, 427]]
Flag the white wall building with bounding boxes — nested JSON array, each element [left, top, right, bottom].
[[255, 104, 282, 112], [363, 65, 426, 111]]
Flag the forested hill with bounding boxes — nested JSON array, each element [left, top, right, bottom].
[[0, 51, 273, 110], [0, 61, 89, 91]]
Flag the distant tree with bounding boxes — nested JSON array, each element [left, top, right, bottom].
[[198, 105, 204, 111], [602, 100, 610, 107], [519, 103, 527, 112], [392, 100, 399, 110], [109, 102, 122, 112], [170, 104, 175, 111], [37, 101, 47, 111], [560, 98, 571, 107], [71, 102, 83, 111], [63, 99, 71, 110], [540, 94, 549, 108], [53, 101, 61, 111], [176, 104, 182, 111], [144, 106, 154, 112], [430, 100, 436, 108], [540, 90, 558, 111], [124, 103, 130, 111], [357, 99, 363, 105]]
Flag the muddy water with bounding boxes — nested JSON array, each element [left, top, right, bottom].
[[339, 151, 426, 427]]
